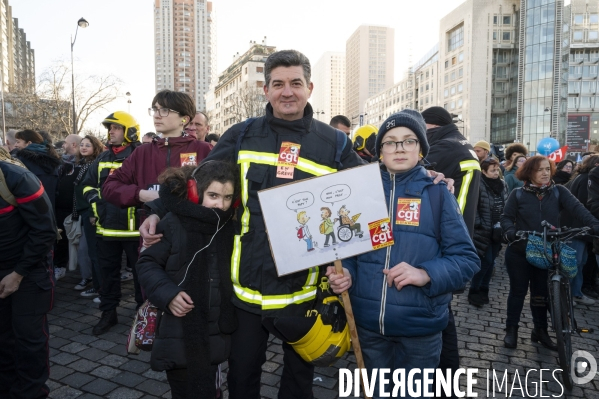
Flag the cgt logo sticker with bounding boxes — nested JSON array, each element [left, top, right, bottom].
[[396, 198, 421, 226], [368, 218, 394, 250]]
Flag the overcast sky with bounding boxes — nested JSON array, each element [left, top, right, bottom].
[[11, 0, 465, 133]]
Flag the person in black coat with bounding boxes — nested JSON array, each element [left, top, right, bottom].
[[501, 156, 599, 351], [136, 161, 238, 399], [560, 155, 599, 306], [553, 159, 575, 185], [13, 130, 61, 211], [469, 158, 508, 307]]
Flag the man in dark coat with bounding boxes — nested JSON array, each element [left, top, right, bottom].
[[421, 106, 481, 399], [0, 160, 57, 399]]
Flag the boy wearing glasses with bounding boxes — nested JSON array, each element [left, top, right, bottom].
[[103, 90, 211, 208], [327, 110, 479, 398]]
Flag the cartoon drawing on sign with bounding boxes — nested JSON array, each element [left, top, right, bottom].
[[296, 211, 315, 252], [337, 205, 363, 242], [258, 163, 391, 276], [319, 207, 337, 247]]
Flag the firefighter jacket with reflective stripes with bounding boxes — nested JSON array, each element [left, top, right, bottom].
[[0, 161, 57, 276], [425, 124, 481, 237], [82, 143, 141, 240], [203, 103, 366, 316]]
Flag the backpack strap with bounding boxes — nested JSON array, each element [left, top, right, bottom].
[[235, 117, 257, 162], [0, 166, 17, 207], [334, 129, 347, 169], [427, 183, 444, 243]]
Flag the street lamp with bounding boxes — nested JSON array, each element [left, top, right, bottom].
[[314, 110, 324, 121], [71, 17, 89, 135], [126, 92, 131, 113]]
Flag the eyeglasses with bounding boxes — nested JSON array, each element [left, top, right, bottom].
[[148, 107, 180, 117], [380, 139, 419, 153]]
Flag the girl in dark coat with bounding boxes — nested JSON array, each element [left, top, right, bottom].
[[500, 156, 599, 351], [469, 158, 508, 307], [136, 161, 238, 399]]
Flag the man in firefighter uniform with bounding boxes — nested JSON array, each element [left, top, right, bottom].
[[0, 158, 56, 399], [140, 50, 364, 399], [82, 111, 142, 335]]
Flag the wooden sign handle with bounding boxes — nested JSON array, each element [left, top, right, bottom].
[[334, 260, 370, 399]]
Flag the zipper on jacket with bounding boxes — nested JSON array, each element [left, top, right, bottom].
[[379, 173, 395, 335], [165, 137, 171, 167]]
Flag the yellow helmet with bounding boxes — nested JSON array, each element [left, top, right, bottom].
[[353, 124, 378, 152], [102, 111, 140, 143], [273, 277, 351, 367], [288, 295, 351, 366]]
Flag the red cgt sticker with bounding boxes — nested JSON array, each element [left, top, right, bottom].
[[368, 218, 394, 250]]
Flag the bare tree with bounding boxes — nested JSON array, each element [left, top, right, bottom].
[[231, 82, 267, 123], [5, 61, 121, 142]]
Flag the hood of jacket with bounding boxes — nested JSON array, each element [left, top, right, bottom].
[[16, 148, 60, 173], [426, 123, 465, 146]]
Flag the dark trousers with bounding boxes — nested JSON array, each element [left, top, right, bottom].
[[505, 246, 549, 328], [471, 242, 501, 290], [0, 266, 53, 399], [96, 239, 141, 312], [436, 304, 459, 399], [81, 210, 101, 291], [53, 208, 71, 269], [227, 308, 314, 399], [166, 367, 219, 399], [583, 243, 598, 289]]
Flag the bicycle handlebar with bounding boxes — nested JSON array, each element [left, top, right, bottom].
[[516, 225, 591, 239]]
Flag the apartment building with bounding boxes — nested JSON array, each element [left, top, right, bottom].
[[154, 0, 215, 111], [310, 51, 346, 124], [0, 0, 35, 94], [206, 42, 276, 135], [345, 25, 394, 125]]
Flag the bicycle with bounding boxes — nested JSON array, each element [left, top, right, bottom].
[[515, 221, 594, 391]]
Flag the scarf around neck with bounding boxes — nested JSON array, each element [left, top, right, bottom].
[[522, 180, 554, 200]]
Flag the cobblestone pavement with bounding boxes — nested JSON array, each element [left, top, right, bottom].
[[46, 250, 599, 398]]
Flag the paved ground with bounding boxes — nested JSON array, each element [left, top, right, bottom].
[[45, 249, 599, 398]]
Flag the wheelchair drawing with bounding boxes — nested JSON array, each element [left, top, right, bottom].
[[335, 213, 363, 242]]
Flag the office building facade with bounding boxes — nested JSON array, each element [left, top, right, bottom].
[[0, 0, 35, 94], [154, 0, 215, 111], [310, 51, 346, 124]]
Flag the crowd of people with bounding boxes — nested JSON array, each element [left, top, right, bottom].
[[2, 48, 599, 399]]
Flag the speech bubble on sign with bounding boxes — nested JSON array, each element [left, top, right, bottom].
[[286, 192, 315, 212], [321, 184, 351, 206]]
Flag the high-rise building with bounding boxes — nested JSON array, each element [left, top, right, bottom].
[[153, 0, 215, 112], [345, 25, 394, 125], [310, 52, 346, 124], [0, 0, 35, 94], [564, 0, 599, 153], [206, 41, 276, 135]]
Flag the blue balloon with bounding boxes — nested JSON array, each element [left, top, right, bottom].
[[537, 138, 560, 156]]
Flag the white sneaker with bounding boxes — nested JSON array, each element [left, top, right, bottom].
[[574, 295, 596, 305], [81, 287, 99, 297], [121, 272, 133, 282], [93, 297, 101, 304], [54, 267, 66, 281]]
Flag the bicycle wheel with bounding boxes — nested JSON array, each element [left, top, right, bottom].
[[551, 279, 573, 391]]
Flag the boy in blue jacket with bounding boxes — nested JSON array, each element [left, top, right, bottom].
[[327, 109, 480, 398]]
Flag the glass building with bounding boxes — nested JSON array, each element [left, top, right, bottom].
[[516, 0, 565, 152]]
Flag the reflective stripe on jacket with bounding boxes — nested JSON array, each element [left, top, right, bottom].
[[204, 103, 365, 315]]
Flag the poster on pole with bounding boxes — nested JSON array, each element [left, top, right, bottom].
[[258, 163, 393, 276]]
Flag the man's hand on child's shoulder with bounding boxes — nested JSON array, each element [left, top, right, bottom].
[[383, 262, 431, 291], [326, 266, 352, 294]]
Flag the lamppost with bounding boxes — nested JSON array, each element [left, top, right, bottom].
[[126, 92, 132, 113], [314, 110, 324, 121], [71, 17, 89, 135]]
